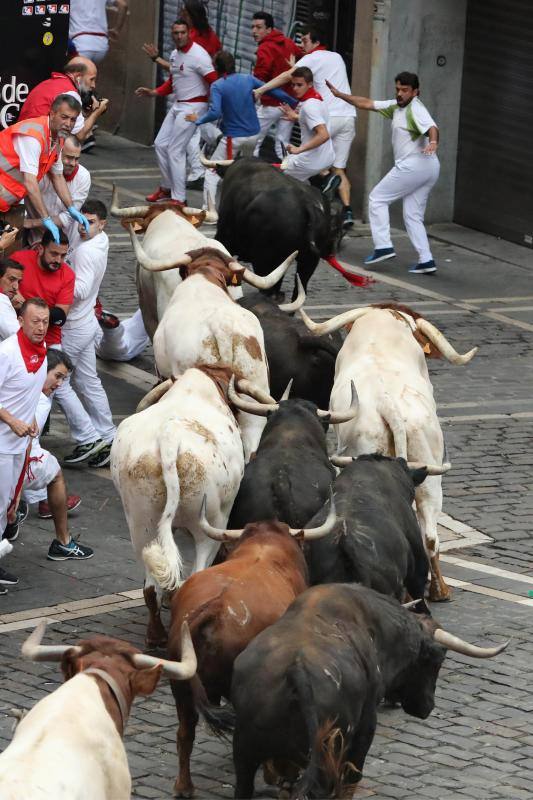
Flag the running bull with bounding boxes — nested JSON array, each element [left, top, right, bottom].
[[166, 497, 336, 798], [300, 302, 478, 601], [231, 583, 508, 799], [215, 158, 343, 298], [0, 620, 195, 800]]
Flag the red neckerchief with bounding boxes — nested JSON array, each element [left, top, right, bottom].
[[65, 164, 79, 183], [17, 329, 47, 373], [179, 41, 193, 54], [300, 87, 323, 102], [312, 45, 328, 52]]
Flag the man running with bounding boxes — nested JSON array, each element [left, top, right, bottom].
[[328, 71, 440, 274]]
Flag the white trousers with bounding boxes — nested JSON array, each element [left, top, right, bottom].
[[203, 133, 260, 208], [369, 154, 440, 263], [72, 34, 109, 63], [23, 448, 60, 504], [154, 103, 207, 202], [329, 116, 356, 169], [253, 105, 294, 160], [0, 451, 25, 532], [95, 310, 150, 362], [56, 320, 116, 445], [282, 142, 335, 182]]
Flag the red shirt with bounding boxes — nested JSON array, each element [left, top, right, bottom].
[[254, 29, 302, 107], [12, 249, 75, 346], [190, 27, 222, 57]]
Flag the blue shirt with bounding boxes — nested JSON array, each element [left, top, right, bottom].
[[195, 73, 296, 137]]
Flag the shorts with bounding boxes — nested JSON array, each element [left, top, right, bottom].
[[329, 116, 356, 168], [0, 451, 26, 531], [23, 448, 60, 505]]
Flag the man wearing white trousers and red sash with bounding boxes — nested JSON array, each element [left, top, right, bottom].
[[135, 18, 217, 206], [328, 71, 440, 274]]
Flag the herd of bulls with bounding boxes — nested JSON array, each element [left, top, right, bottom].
[[0, 161, 509, 800]]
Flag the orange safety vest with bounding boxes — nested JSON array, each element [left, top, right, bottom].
[[0, 116, 63, 212]]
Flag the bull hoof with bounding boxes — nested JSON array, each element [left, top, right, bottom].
[[173, 780, 195, 798], [429, 582, 452, 603], [145, 629, 168, 649]]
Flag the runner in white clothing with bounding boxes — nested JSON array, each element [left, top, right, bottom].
[[60, 199, 116, 468], [135, 19, 218, 205], [329, 71, 440, 274], [69, 0, 129, 63], [0, 260, 24, 342], [279, 66, 335, 183], [0, 298, 49, 589], [24, 136, 91, 245]]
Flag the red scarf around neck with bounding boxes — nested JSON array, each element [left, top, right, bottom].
[[300, 87, 323, 102], [65, 164, 79, 183], [17, 329, 47, 373]]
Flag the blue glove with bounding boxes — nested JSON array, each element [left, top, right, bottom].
[[68, 206, 90, 233], [42, 216, 60, 244]]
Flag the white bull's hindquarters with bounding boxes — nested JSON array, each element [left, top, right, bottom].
[[110, 368, 244, 647]]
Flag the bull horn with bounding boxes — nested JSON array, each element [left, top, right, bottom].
[[136, 378, 174, 413], [280, 379, 293, 401], [236, 379, 277, 405], [242, 251, 298, 290], [299, 306, 373, 336], [317, 381, 358, 424], [433, 628, 509, 658], [199, 151, 234, 168], [403, 599, 423, 609], [110, 184, 150, 218], [228, 375, 278, 417], [289, 489, 337, 541], [407, 461, 452, 475], [22, 620, 82, 662], [182, 204, 219, 225], [278, 276, 306, 313], [416, 319, 478, 365], [330, 454, 354, 468], [199, 494, 244, 541], [132, 622, 196, 679], [128, 224, 192, 272]]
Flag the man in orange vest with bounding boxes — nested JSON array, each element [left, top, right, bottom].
[[0, 95, 90, 243]]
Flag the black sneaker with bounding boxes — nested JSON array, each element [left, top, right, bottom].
[[0, 565, 19, 585], [18, 500, 29, 525], [0, 586, 7, 595], [408, 259, 437, 274], [320, 173, 341, 197], [87, 442, 112, 468], [186, 177, 204, 190], [64, 439, 105, 465], [81, 134, 96, 152], [47, 538, 94, 561], [2, 519, 19, 543], [342, 207, 354, 228]]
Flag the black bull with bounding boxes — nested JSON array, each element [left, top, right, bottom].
[[305, 454, 430, 604], [230, 583, 445, 798], [216, 159, 342, 298], [237, 292, 342, 405]]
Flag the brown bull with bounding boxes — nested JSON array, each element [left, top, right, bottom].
[[166, 499, 336, 798]]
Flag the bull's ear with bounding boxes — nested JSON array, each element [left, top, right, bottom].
[[131, 664, 162, 696], [409, 466, 429, 486]]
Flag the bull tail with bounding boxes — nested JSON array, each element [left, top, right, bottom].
[[287, 660, 358, 799], [141, 428, 184, 591], [189, 674, 235, 737], [378, 391, 407, 460]]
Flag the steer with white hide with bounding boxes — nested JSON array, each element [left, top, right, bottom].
[[128, 232, 296, 461], [110, 185, 222, 339], [0, 620, 196, 800], [111, 366, 245, 647], [300, 303, 478, 602]]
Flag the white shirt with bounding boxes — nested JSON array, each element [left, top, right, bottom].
[[0, 333, 47, 454], [297, 49, 356, 118], [169, 43, 214, 106], [28, 392, 52, 459], [373, 97, 438, 164], [13, 136, 63, 176], [40, 164, 91, 230], [299, 97, 335, 163], [0, 293, 18, 341], [63, 230, 109, 328], [69, 0, 109, 36]]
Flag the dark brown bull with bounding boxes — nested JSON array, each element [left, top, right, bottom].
[[166, 501, 336, 798]]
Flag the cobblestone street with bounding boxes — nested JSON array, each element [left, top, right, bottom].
[[1, 134, 532, 799]]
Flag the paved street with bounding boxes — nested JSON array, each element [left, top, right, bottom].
[[1, 133, 533, 799]]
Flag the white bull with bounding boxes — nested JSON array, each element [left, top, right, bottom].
[[300, 304, 478, 602], [0, 621, 195, 799], [110, 187, 229, 339], [111, 366, 246, 647], [129, 232, 296, 461]]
